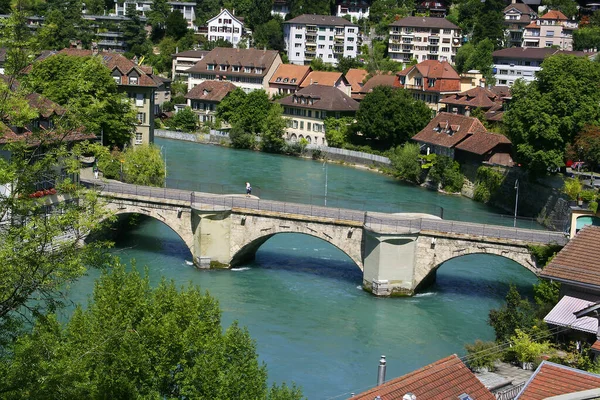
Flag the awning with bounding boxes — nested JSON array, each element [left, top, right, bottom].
[[544, 296, 599, 334]]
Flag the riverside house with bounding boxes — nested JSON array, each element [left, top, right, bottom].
[[186, 47, 282, 94], [276, 84, 359, 146], [268, 64, 311, 97], [184, 80, 236, 125]]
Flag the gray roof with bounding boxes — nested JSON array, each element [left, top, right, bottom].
[[493, 47, 591, 60], [277, 84, 359, 112], [390, 16, 459, 29], [186, 47, 280, 78], [503, 2, 536, 14], [173, 50, 209, 59], [284, 14, 358, 26]]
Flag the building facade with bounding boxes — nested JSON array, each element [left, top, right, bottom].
[[186, 47, 282, 93], [271, 0, 290, 18], [276, 84, 359, 146], [335, 0, 370, 20], [171, 50, 208, 81], [503, 1, 537, 48], [388, 17, 461, 67], [522, 10, 578, 51], [114, 1, 196, 30], [185, 81, 236, 124], [268, 64, 311, 97], [206, 9, 246, 48], [283, 15, 359, 66]]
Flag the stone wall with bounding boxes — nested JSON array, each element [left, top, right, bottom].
[[155, 129, 231, 145], [305, 145, 391, 169]]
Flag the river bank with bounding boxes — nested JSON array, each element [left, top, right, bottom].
[[154, 131, 570, 230]]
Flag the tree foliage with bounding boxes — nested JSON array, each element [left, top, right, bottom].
[[503, 55, 600, 175], [542, 0, 578, 19], [253, 18, 285, 52], [165, 10, 189, 40], [574, 27, 600, 52], [488, 285, 536, 342], [454, 39, 495, 84], [0, 263, 305, 399], [260, 104, 287, 153], [389, 142, 423, 183], [428, 155, 464, 193], [354, 86, 431, 149], [324, 117, 353, 148], [336, 57, 364, 75], [168, 106, 198, 132], [24, 54, 137, 148], [571, 124, 600, 172]]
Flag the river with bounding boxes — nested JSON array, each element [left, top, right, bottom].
[[67, 138, 539, 399]]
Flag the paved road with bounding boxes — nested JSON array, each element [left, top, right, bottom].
[[86, 179, 568, 246]]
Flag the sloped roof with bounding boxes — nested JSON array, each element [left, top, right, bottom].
[[492, 47, 590, 60], [390, 16, 459, 29], [440, 86, 502, 109], [300, 71, 345, 87], [412, 112, 487, 149], [515, 361, 600, 399], [184, 80, 237, 102], [455, 131, 511, 155], [345, 68, 368, 93], [25, 93, 66, 118], [544, 295, 599, 333], [351, 354, 495, 400], [540, 225, 600, 288], [401, 60, 461, 93], [269, 64, 311, 85], [207, 9, 243, 26], [284, 14, 358, 26], [187, 47, 279, 77], [504, 3, 536, 14], [172, 49, 209, 59], [276, 84, 359, 112], [358, 74, 400, 94], [540, 9, 568, 20]]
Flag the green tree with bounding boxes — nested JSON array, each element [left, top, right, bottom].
[[0, 263, 305, 399], [168, 106, 198, 132], [202, 37, 234, 50], [152, 37, 178, 74], [389, 142, 423, 183], [504, 55, 600, 175], [0, 0, 11, 13], [369, 0, 414, 34], [488, 285, 536, 342], [428, 155, 464, 192], [324, 117, 353, 148], [354, 86, 431, 149], [571, 125, 600, 174], [454, 42, 474, 74], [336, 56, 364, 75], [123, 13, 151, 57], [260, 104, 287, 153], [289, 0, 332, 17], [148, 0, 170, 41], [0, 10, 39, 78], [454, 39, 495, 84], [246, 0, 272, 29], [165, 10, 189, 40], [216, 87, 247, 125], [123, 144, 166, 186], [310, 57, 336, 72], [363, 40, 401, 75], [25, 54, 137, 148], [471, 0, 505, 47], [542, 0, 578, 19], [574, 27, 600, 52], [253, 18, 285, 52], [228, 123, 257, 149]]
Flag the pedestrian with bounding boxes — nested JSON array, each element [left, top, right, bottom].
[[94, 167, 99, 179], [246, 182, 252, 197]]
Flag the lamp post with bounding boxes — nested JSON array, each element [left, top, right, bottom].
[[323, 160, 328, 207], [120, 159, 124, 182], [161, 146, 167, 188], [513, 179, 519, 228]]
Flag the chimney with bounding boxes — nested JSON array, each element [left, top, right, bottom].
[[377, 355, 386, 386], [232, 8, 235, 15], [465, 106, 471, 117]]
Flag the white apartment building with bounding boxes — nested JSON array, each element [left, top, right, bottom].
[[283, 14, 359, 66], [492, 47, 592, 86], [171, 49, 208, 81], [522, 10, 578, 51], [187, 47, 282, 93], [114, 0, 196, 30], [206, 9, 247, 48], [271, 0, 290, 18], [336, 0, 370, 20], [388, 16, 461, 67]]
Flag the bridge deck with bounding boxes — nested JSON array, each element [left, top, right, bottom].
[[88, 180, 568, 246]]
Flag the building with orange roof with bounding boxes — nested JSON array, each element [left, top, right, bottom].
[[398, 60, 461, 113], [351, 354, 495, 400], [268, 64, 311, 97], [299, 70, 351, 96], [344, 68, 368, 99], [515, 361, 600, 399], [522, 9, 578, 51], [354, 74, 400, 100]]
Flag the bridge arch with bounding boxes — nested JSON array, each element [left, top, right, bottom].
[[229, 231, 362, 270], [431, 246, 538, 275], [101, 202, 194, 256], [228, 213, 364, 270]]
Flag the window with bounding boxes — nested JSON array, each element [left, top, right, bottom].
[[329, 36, 333, 40], [135, 93, 144, 107], [296, 52, 300, 57], [135, 132, 143, 144], [220, 65, 227, 71], [292, 120, 298, 128], [307, 110, 312, 117], [255, 68, 263, 74], [318, 44, 325, 49], [291, 78, 296, 83], [547, 30, 554, 37], [295, 43, 302, 47], [113, 76, 121, 84], [545, 41, 553, 47], [443, 29, 451, 34], [232, 66, 240, 72], [295, 34, 302, 39], [442, 47, 450, 52], [245, 67, 252, 73], [319, 27, 326, 31], [347, 46, 354, 51], [348, 37, 354, 42], [348, 28, 354, 33], [318, 35, 326, 40], [300, 121, 304, 129], [136, 112, 146, 124], [207, 64, 215, 70], [276, 77, 282, 82]]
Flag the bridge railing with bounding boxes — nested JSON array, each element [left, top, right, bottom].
[[365, 215, 569, 245], [87, 181, 193, 202]]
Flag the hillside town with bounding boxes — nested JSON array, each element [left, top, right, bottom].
[[2, 0, 600, 398]]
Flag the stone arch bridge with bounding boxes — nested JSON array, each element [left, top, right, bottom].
[[92, 181, 568, 297]]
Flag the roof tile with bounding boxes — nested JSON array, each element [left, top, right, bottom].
[[516, 361, 600, 400]]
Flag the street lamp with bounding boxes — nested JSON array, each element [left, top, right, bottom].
[[160, 146, 167, 188], [323, 160, 328, 207], [513, 179, 519, 228]]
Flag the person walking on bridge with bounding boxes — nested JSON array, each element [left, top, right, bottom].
[[246, 182, 252, 197]]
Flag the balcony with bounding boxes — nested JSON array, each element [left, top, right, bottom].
[[306, 25, 317, 33], [405, 84, 423, 90], [334, 46, 344, 53], [306, 35, 317, 43]]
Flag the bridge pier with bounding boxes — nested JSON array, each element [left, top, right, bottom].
[[192, 207, 232, 268]]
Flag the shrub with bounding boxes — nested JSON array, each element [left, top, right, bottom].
[[563, 177, 583, 200], [389, 143, 423, 183], [580, 189, 597, 202], [465, 340, 499, 371], [528, 244, 564, 268], [509, 329, 552, 365], [474, 166, 505, 203], [429, 155, 464, 193]]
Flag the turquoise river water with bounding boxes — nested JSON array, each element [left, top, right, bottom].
[[66, 138, 539, 399]]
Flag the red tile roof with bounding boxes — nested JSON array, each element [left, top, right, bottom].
[[515, 361, 600, 399], [300, 71, 345, 88], [0, 124, 96, 146], [440, 86, 503, 110], [359, 74, 400, 94], [540, 225, 600, 288], [455, 131, 511, 155], [269, 64, 311, 85], [401, 60, 461, 93], [592, 340, 600, 352], [345, 68, 368, 93], [185, 80, 237, 102], [540, 9, 568, 20], [351, 354, 495, 400], [412, 112, 487, 149]]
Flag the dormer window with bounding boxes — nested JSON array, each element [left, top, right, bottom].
[[433, 124, 441, 132], [283, 78, 289, 83], [255, 68, 263, 74], [220, 64, 227, 71], [293, 96, 298, 103], [203, 89, 209, 96], [113, 75, 121, 84], [233, 66, 240, 72], [301, 97, 306, 104], [129, 76, 138, 85], [428, 78, 436, 88], [244, 67, 252, 73], [207, 64, 215, 70], [291, 78, 296, 83], [276, 77, 282, 82]]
